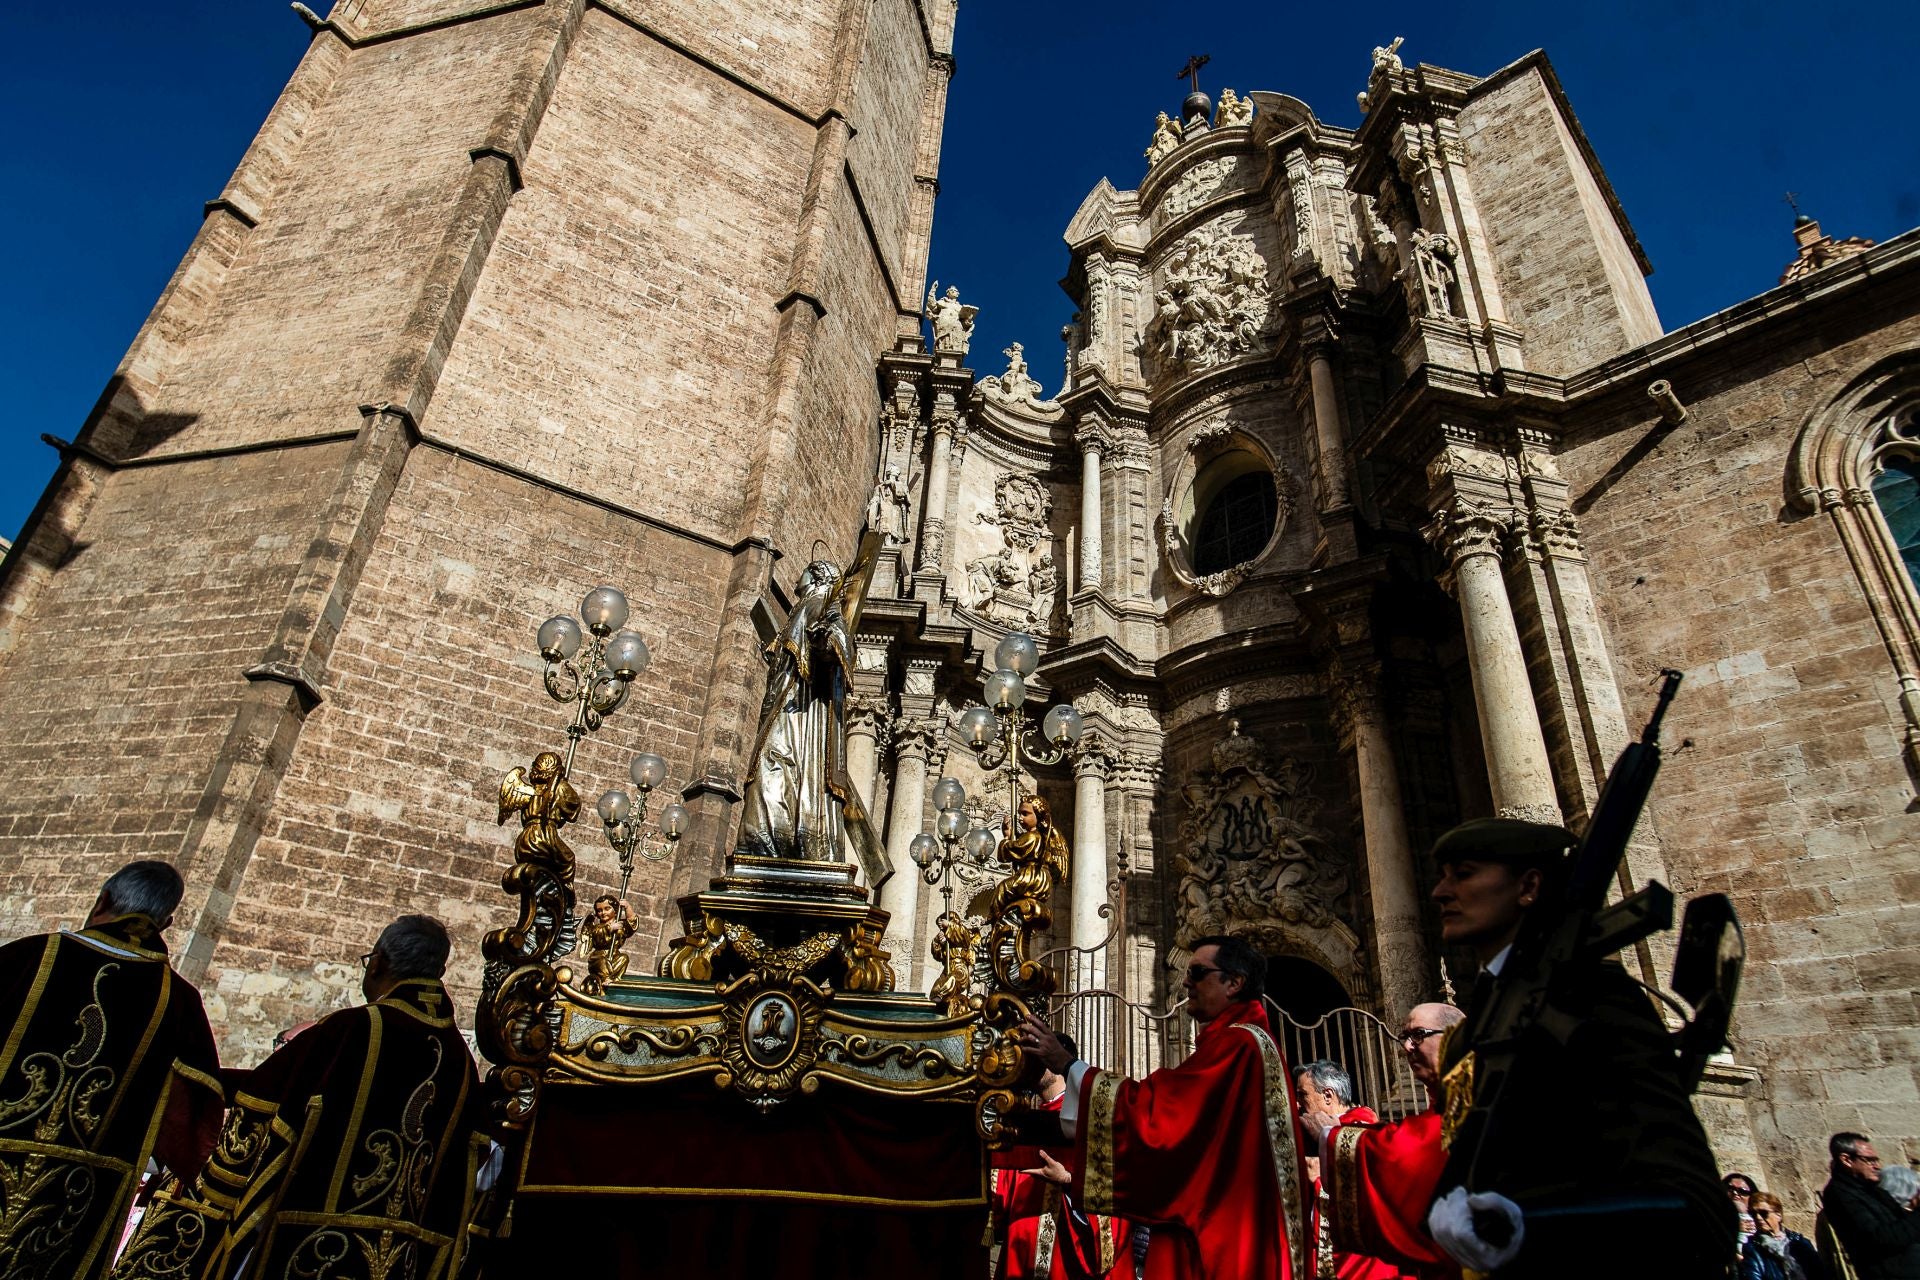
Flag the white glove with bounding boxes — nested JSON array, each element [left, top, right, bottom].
[[1427, 1185, 1524, 1271]]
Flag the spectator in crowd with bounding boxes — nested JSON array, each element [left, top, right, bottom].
[[1818, 1132, 1920, 1279], [1881, 1166, 1920, 1214], [1741, 1191, 1829, 1280], [1727, 1173, 1761, 1236]]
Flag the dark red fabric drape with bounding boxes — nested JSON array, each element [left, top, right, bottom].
[[503, 1080, 989, 1278]]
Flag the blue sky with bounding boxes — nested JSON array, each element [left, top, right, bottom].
[[2, 0, 1914, 542]]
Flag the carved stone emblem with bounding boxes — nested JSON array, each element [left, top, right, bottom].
[[1172, 721, 1347, 955], [1145, 228, 1273, 378]]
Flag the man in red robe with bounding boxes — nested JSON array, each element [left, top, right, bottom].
[[1296, 1058, 1410, 1280], [0, 860, 223, 1280], [993, 1032, 1135, 1279], [1307, 1003, 1465, 1280], [1019, 934, 1305, 1279]]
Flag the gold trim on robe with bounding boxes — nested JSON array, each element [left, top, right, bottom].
[[1082, 1070, 1122, 1217]]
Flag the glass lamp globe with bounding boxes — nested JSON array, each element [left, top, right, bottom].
[[1043, 704, 1086, 746], [596, 788, 632, 824], [659, 802, 690, 839], [630, 753, 668, 792], [605, 630, 651, 679], [537, 615, 583, 661], [931, 777, 967, 813], [958, 705, 997, 748], [983, 669, 1027, 711], [909, 832, 940, 869], [935, 807, 967, 841], [994, 632, 1040, 677], [580, 585, 631, 635], [963, 826, 997, 862]]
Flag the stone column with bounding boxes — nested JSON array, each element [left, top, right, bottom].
[[916, 420, 954, 573], [1068, 736, 1115, 992], [1332, 666, 1428, 1018], [878, 717, 935, 983], [1305, 342, 1349, 510], [1073, 420, 1112, 592], [844, 692, 888, 872], [1425, 498, 1560, 822]]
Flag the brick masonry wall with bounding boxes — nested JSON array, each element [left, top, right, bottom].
[[1458, 65, 1663, 378], [198, 447, 732, 1062], [143, 12, 542, 455], [1564, 303, 1920, 1204], [421, 9, 812, 543], [0, 445, 344, 940]]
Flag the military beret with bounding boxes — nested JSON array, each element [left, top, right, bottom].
[[1431, 817, 1575, 868]]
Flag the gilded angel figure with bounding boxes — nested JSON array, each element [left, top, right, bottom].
[[992, 794, 1070, 916], [579, 894, 638, 992], [498, 750, 581, 874]]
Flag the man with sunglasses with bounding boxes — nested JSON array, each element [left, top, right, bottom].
[[1017, 934, 1304, 1279], [1819, 1132, 1920, 1278], [1309, 1004, 1464, 1279]]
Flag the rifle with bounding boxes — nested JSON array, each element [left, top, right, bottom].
[[1445, 669, 1742, 1193]]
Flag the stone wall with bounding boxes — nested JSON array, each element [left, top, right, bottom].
[[1564, 298, 1920, 1202], [1458, 58, 1662, 377]]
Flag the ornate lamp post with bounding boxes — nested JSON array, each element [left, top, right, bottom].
[[535, 585, 654, 777], [912, 777, 998, 1015], [955, 632, 1086, 814], [594, 751, 692, 903]]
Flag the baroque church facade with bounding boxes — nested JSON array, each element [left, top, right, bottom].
[[0, 2, 1915, 1207]]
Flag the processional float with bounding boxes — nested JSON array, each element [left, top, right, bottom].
[[472, 535, 1085, 1278]]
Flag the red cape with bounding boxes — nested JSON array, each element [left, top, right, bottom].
[[1071, 1000, 1304, 1279], [1306, 1106, 1411, 1280], [1323, 1108, 1459, 1280]]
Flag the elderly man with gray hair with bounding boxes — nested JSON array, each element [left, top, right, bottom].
[[0, 860, 224, 1280], [116, 914, 486, 1280]]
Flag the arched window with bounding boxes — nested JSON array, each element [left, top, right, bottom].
[[1789, 355, 1920, 769]]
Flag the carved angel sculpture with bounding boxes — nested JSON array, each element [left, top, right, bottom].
[[1215, 87, 1253, 128], [498, 750, 581, 874], [579, 893, 637, 993], [992, 794, 1070, 918], [1145, 111, 1183, 164]]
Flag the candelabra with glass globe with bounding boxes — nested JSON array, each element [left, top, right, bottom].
[[955, 632, 1087, 817]]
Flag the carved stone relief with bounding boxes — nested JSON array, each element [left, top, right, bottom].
[[1143, 227, 1274, 379], [979, 342, 1058, 414], [961, 472, 1062, 634], [1171, 721, 1349, 955], [1160, 157, 1245, 220]]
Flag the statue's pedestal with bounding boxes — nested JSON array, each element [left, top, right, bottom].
[[660, 854, 896, 993]]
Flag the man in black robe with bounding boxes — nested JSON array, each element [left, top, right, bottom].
[[116, 914, 485, 1280], [0, 860, 223, 1280]]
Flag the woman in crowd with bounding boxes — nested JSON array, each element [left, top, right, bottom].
[[1742, 1191, 1831, 1280]]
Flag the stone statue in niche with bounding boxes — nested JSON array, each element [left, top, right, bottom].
[[1171, 720, 1347, 956], [1405, 228, 1460, 318], [864, 463, 910, 546], [1214, 87, 1253, 128], [1145, 227, 1273, 377], [1145, 111, 1183, 165], [963, 472, 1061, 634], [925, 281, 978, 356], [979, 342, 1054, 411]]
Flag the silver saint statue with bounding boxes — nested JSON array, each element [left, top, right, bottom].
[[737, 535, 890, 882]]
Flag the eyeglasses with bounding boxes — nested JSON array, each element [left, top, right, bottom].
[[359, 950, 375, 969], [1726, 1185, 1755, 1197], [1842, 1153, 1883, 1166], [1753, 1209, 1780, 1220], [1185, 964, 1224, 983], [1398, 1028, 1447, 1047]]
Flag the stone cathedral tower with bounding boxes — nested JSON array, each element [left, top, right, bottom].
[[0, 0, 957, 1059]]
